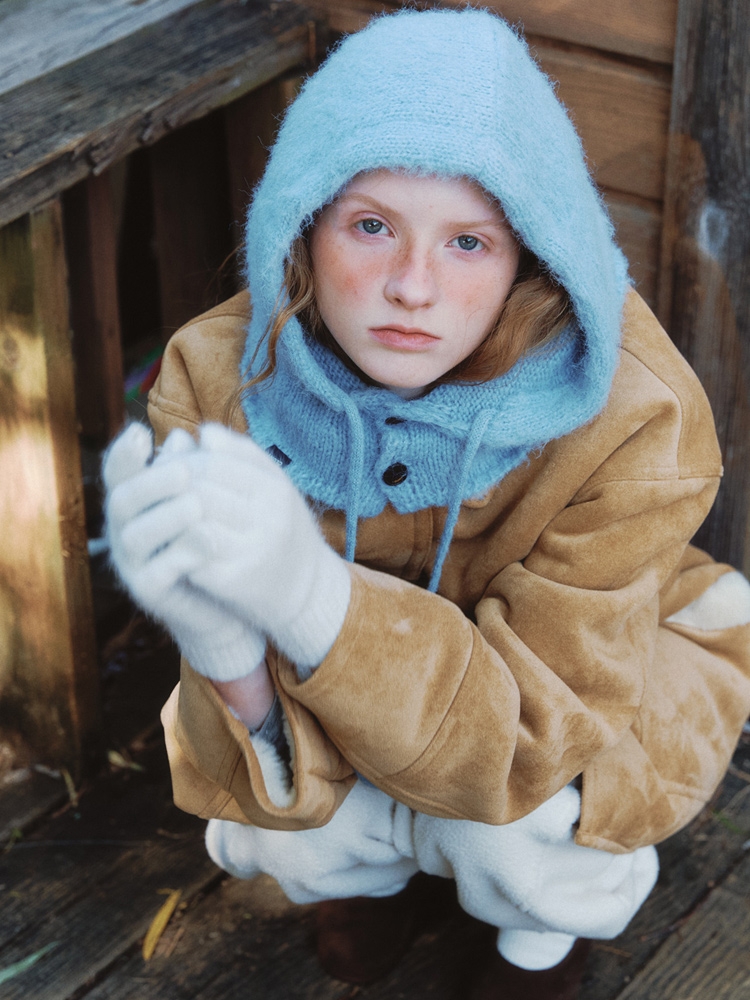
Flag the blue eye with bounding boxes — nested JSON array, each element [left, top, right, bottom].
[[453, 234, 481, 251], [359, 218, 384, 234]]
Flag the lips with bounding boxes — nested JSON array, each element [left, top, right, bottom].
[[369, 326, 439, 350]]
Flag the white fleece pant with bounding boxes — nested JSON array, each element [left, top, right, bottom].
[[206, 780, 658, 960]]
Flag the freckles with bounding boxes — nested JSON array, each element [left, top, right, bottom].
[[445, 274, 491, 317], [340, 264, 363, 296], [466, 268, 513, 315], [313, 235, 358, 302], [336, 253, 384, 302]]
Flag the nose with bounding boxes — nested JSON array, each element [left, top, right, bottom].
[[383, 242, 437, 310]]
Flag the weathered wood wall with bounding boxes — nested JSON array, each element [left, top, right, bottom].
[[0, 0, 315, 770], [0, 0, 315, 229], [0, 202, 100, 772], [658, 0, 750, 574]]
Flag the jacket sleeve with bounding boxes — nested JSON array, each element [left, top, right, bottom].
[[276, 468, 733, 832], [161, 657, 356, 830]]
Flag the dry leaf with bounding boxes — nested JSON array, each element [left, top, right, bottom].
[[143, 890, 182, 961]]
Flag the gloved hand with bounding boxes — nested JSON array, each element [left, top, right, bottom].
[[172, 423, 352, 674], [103, 423, 267, 682]]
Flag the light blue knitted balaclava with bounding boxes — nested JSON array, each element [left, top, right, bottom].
[[240, 7, 629, 589]]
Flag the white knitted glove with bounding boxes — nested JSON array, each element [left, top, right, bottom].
[[103, 423, 267, 682], [175, 423, 352, 674]]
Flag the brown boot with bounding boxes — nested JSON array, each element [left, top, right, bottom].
[[469, 938, 591, 1000], [315, 878, 425, 984]]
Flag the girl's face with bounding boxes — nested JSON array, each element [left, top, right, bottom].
[[309, 170, 520, 395]]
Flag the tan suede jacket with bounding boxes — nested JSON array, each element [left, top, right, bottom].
[[152, 289, 750, 853]]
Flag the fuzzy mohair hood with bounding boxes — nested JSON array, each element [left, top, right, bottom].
[[240, 7, 629, 585]]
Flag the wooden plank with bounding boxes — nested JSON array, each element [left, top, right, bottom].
[[0, 769, 67, 845], [224, 76, 301, 252], [657, 0, 750, 575], [532, 40, 672, 202], [0, 749, 218, 1000], [0, 0, 314, 228], [150, 112, 234, 335], [77, 876, 324, 1000], [2, 721, 750, 1000], [63, 170, 125, 445], [0, 0, 204, 94], [605, 192, 662, 308], [0, 201, 100, 773], [476, 0, 678, 65], [582, 781, 750, 998], [80, 872, 489, 1000], [70, 783, 750, 1000], [58, 768, 750, 1000], [616, 849, 750, 999], [305, 0, 678, 64]]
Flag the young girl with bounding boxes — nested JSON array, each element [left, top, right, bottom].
[[103, 9, 750, 999]]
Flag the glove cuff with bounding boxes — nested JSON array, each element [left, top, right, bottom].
[[271, 547, 352, 677], [176, 621, 267, 682]]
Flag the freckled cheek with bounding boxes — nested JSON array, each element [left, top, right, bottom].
[[443, 273, 504, 329], [327, 252, 386, 307], [340, 265, 367, 299]]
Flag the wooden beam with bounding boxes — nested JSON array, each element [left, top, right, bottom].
[[605, 192, 662, 309], [480, 0, 678, 65], [224, 75, 301, 253], [657, 0, 750, 574], [0, 0, 203, 94], [0, 0, 314, 228], [150, 112, 234, 336], [63, 171, 125, 445], [305, 0, 678, 64], [0, 201, 100, 773], [532, 39, 672, 202]]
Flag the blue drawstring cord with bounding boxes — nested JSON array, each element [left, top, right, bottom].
[[340, 394, 367, 563], [338, 382, 492, 593], [427, 409, 493, 592]]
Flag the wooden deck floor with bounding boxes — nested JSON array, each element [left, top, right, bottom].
[[3, 589, 750, 999]]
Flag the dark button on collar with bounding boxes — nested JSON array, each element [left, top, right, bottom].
[[382, 462, 408, 486], [385, 416, 404, 425]]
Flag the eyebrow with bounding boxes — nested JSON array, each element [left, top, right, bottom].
[[339, 192, 507, 231]]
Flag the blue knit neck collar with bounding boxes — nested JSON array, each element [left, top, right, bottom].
[[241, 311, 616, 589]]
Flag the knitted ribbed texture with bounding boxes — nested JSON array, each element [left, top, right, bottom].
[[243, 329, 581, 519], [240, 8, 629, 575], [175, 617, 267, 683]]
